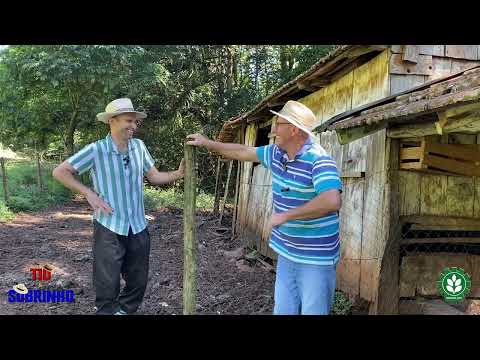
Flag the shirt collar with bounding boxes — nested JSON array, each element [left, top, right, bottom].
[[106, 133, 136, 154], [279, 136, 314, 162]]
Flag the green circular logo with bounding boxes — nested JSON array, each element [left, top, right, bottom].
[[437, 267, 471, 303]]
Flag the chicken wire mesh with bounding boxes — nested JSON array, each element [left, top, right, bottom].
[[400, 223, 480, 258]]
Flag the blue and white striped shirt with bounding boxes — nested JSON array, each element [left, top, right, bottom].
[[67, 133, 155, 236], [256, 138, 342, 266]]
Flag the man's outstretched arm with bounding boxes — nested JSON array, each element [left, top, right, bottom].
[[145, 159, 185, 185], [186, 133, 260, 162]]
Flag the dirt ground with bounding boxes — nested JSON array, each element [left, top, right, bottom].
[[0, 198, 278, 315]]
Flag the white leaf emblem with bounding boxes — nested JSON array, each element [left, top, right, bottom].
[[446, 285, 455, 293], [455, 279, 461, 286], [454, 285, 462, 293], [447, 278, 454, 287], [452, 274, 457, 282]]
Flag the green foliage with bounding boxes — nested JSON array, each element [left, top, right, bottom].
[[0, 200, 15, 222], [331, 291, 353, 315], [144, 186, 215, 211], [0, 160, 73, 212], [0, 44, 335, 195]]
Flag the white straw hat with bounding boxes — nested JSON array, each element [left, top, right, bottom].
[[270, 100, 317, 138], [96, 98, 147, 124]]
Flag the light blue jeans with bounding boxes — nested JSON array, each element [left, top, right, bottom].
[[274, 255, 337, 315]]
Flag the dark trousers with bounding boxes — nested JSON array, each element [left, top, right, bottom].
[[92, 220, 151, 315]]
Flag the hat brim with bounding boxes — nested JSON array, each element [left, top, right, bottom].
[[96, 111, 147, 124], [13, 284, 28, 295], [270, 110, 317, 139]]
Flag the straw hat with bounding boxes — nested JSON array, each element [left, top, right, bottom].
[[13, 283, 28, 295], [96, 98, 147, 124], [270, 100, 318, 138]]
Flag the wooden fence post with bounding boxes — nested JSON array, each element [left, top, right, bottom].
[[219, 160, 233, 224], [0, 157, 8, 203], [213, 158, 222, 215], [36, 151, 43, 191], [183, 144, 197, 315]]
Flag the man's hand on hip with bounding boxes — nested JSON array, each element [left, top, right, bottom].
[[85, 190, 113, 216]]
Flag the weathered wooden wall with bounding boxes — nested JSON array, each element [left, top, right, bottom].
[[234, 45, 480, 313], [398, 134, 480, 219], [390, 45, 480, 95]]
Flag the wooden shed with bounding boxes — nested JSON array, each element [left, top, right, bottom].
[[218, 45, 480, 314]]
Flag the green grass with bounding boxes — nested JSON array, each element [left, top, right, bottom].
[[0, 200, 15, 222], [0, 160, 74, 218], [331, 291, 353, 315], [144, 186, 215, 211]]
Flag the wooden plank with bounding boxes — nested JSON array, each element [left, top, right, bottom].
[[390, 74, 427, 95], [340, 178, 364, 261], [392, 45, 445, 57], [400, 147, 423, 160], [400, 254, 480, 298], [390, 54, 433, 76], [390, 45, 403, 54], [417, 45, 445, 57], [427, 57, 452, 81], [400, 215, 480, 229], [448, 133, 477, 145], [446, 176, 475, 217], [237, 123, 257, 239], [423, 153, 480, 177], [402, 45, 419, 63], [231, 160, 241, 236], [401, 237, 480, 245], [451, 59, 480, 73], [298, 86, 324, 126], [375, 137, 401, 315], [474, 177, 480, 218], [420, 174, 448, 215], [360, 259, 380, 303], [336, 259, 361, 297], [352, 49, 390, 109], [212, 158, 222, 215], [445, 45, 480, 60], [426, 142, 480, 162], [340, 171, 365, 178], [219, 160, 233, 223], [322, 69, 354, 121], [388, 121, 437, 138], [342, 137, 367, 173], [183, 144, 197, 315], [0, 158, 7, 203], [399, 162, 422, 170], [399, 171, 421, 216]]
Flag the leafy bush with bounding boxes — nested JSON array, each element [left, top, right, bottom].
[[144, 186, 215, 211], [0, 200, 15, 222], [331, 291, 353, 315], [0, 160, 74, 213]]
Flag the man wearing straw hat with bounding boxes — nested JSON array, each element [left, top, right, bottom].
[[187, 100, 342, 315], [53, 98, 185, 315]]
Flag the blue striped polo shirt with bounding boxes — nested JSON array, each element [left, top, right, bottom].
[[256, 138, 342, 266], [66, 133, 155, 236]]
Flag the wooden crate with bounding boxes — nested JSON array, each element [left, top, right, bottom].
[[399, 138, 480, 176]]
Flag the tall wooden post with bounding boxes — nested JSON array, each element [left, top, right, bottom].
[[183, 144, 197, 315], [219, 160, 233, 224], [213, 158, 222, 215], [0, 158, 8, 203], [36, 151, 43, 191]]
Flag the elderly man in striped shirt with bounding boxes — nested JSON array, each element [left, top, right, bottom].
[[187, 101, 342, 315], [53, 98, 184, 315]]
